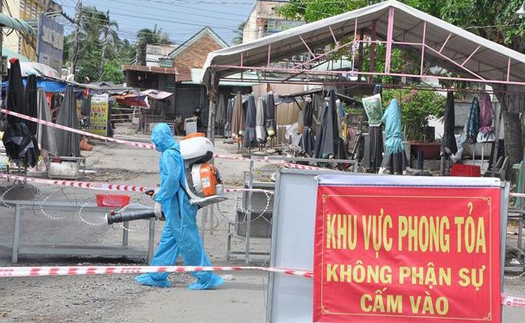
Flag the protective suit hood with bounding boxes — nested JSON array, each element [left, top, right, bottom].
[[151, 123, 178, 152]]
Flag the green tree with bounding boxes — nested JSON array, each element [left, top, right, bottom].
[[97, 10, 120, 81], [120, 39, 136, 65], [232, 22, 245, 45], [277, 0, 443, 23], [277, 0, 372, 23], [440, 0, 525, 52], [63, 6, 124, 83], [135, 25, 172, 66]]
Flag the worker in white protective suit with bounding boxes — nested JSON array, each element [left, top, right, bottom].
[[135, 123, 224, 289]]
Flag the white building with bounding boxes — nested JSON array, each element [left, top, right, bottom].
[[242, 0, 303, 43], [146, 44, 178, 67]]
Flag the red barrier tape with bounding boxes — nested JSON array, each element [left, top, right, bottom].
[[0, 264, 523, 308], [0, 108, 319, 169], [0, 108, 155, 150], [0, 172, 273, 195], [0, 172, 153, 193], [501, 294, 525, 309], [0, 265, 312, 278]]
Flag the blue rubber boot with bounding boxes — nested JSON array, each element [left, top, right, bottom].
[[135, 274, 171, 288], [187, 274, 225, 290]]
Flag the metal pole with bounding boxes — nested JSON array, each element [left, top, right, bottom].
[[207, 100, 216, 142], [122, 221, 129, 246], [244, 159, 254, 265], [384, 7, 395, 74], [202, 81, 217, 243], [206, 77, 218, 144], [490, 100, 503, 177], [200, 206, 208, 244], [147, 218, 155, 263], [12, 204, 21, 263]]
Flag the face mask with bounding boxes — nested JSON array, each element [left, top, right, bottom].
[[152, 140, 162, 152]]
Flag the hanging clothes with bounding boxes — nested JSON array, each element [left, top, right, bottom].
[[215, 94, 226, 137], [243, 95, 257, 148], [314, 90, 340, 159], [55, 85, 80, 157], [265, 92, 276, 138], [255, 97, 267, 144], [36, 88, 58, 155], [2, 58, 40, 167], [466, 96, 480, 144], [441, 91, 458, 156], [231, 92, 245, 140], [361, 85, 384, 173], [380, 99, 408, 174], [298, 97, 315, 156], [24, 74, 38, 136], [224, 98, 234, 138], [476, 92, 495, 143]]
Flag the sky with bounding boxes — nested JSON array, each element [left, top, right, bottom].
[[57, 0, 257, 45]]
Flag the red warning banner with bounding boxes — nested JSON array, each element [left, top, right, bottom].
[[313, 185, 501, 323]]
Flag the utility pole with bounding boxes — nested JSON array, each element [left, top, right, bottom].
[[98, 11, 110, 82], [70, 0, 82, 81]]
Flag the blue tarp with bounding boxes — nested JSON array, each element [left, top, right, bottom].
[[3, 79, 74, 93]]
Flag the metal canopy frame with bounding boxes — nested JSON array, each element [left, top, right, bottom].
[[202, 0, 525, 92]]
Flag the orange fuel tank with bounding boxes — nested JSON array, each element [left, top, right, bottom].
[[195, 163, 220, 197]]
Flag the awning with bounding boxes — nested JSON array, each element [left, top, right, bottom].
[[140, 89, 173, 100], [113, 93, 150, 108], [3, 47, 30, 63], [0, 13, 35, 35], [20, 62, 61, 79], [82, 81, 130, 94]]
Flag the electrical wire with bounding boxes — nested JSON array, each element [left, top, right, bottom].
[[57, 0, 286, 45], [59, 0, 252, 31]]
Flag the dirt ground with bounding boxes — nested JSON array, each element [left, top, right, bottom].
[[0, 123, 524, 322]]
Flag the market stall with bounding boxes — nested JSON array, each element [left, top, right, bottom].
[[201, 1, 525, 322], [202, 0, 525, 175]]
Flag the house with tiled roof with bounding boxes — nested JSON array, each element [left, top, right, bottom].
[[123, 26, 251, 134]]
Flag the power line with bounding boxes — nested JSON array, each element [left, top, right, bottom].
[[111, 0, 255, 5], [110, 0, 249, 18], [60, 3, 243, 31], [64, 0, 253, 41], [58, 4, 261, 44]]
